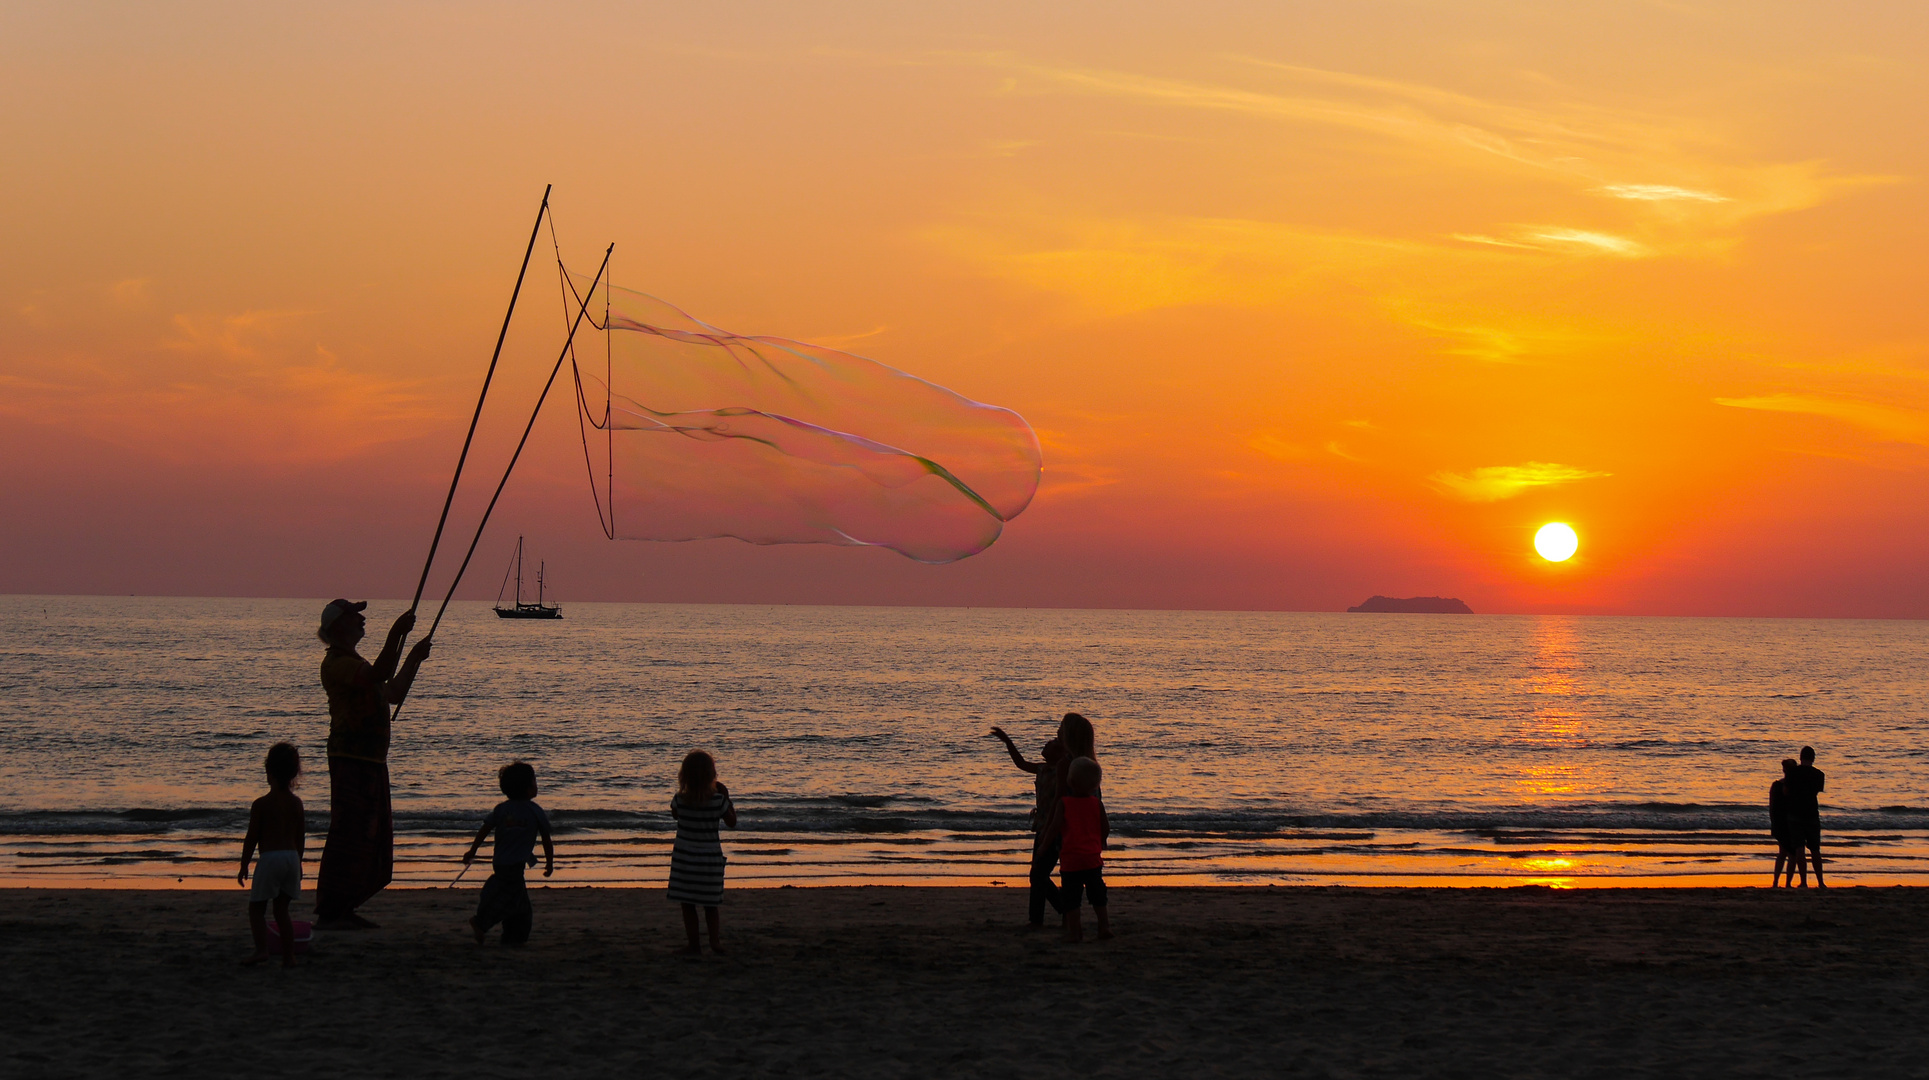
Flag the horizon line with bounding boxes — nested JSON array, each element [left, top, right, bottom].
[[4, 592, 1926, 623]]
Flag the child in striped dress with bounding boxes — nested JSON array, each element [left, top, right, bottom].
[[669, 750, 737, 954]]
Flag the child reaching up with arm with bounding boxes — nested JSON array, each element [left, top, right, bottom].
[[668, 751, 737, 955], [990, 725, 1047, 774], [238, 742, 305, 967], [991, 726, 1067, 927]]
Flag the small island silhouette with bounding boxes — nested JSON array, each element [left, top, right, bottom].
[[1347, 596, 1474, 614]]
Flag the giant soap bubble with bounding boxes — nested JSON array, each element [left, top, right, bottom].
[[571, 285, 1041, 564]]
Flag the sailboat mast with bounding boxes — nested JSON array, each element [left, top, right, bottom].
[[515, 536, 524, 606]]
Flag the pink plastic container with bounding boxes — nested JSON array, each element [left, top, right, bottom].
[[265, 919, 313, 954]]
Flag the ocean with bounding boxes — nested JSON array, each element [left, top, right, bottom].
[[3, 595, 1925, 889]]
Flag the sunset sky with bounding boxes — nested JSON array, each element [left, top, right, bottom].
[[4, 1, 1927, 616]]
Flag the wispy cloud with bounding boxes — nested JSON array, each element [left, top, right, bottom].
[[109, 278, 153, 308], [1001, 58, 1599, 179], [924, 54, 1896, 313], [1029, 424, 1121, 495], [1386, 305, 1615, 364], [3, 304, 443, 463], [959, 53, 1880, 241], [1248, 432, 1314, 462], [993, 55, 1855, 202], [163, 309, 324, 360], [1598, 184, 1729, 202], [1430, 462, 1611, 502], [922, 212, 1426, 315], [1714, 394, 1929, 446], [1454, 228, 1650, 257]]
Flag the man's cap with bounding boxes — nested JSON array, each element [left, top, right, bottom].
[[319, 598, 368, 631]]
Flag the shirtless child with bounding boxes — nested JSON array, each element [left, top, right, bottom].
[[238, 742, 306, 967]]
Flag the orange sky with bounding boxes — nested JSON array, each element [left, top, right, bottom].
[[4, 2, 1928, 615]]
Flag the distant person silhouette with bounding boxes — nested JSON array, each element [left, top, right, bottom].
[[1789, 745, 1827, 888], [1769, 759, 1806, 887]]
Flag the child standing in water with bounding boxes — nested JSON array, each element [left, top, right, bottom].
[[238, 742, 306, 967], [669, 751, 737, 954], [462, 761, 554, 946], [1053, 756, 1112, 944]]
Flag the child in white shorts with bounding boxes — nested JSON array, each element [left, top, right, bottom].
[[239, 742, 306, 967]]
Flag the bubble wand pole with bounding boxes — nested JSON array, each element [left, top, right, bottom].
[[390, 243, 614, 724], [405, 185, 551, 620]]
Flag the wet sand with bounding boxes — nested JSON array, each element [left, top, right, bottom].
[[3, 885, 1925, 1078]]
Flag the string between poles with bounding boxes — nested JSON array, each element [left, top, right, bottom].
[[552, 213, 617, 539], [391, 242, 613, 725], [423, 242, 616, 641]]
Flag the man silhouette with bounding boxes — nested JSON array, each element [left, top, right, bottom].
[[1789, 745, 1826, 888]]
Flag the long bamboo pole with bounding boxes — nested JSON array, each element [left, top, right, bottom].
[[405, 185, 551, 617], [387, 243, 615, 726]]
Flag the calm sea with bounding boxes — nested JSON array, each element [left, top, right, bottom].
[[2, 595, 1925, 889]]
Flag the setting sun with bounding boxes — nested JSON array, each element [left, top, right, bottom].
[[1535, 523, 1579, 563]]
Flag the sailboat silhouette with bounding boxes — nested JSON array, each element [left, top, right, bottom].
[[493, 536, 562, 619]]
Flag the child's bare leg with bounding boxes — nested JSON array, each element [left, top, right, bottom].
[[1796, 851, 1808, 887], [1063, 906, 1083, 943], [272, 896, 296, 967], [705, 905, 725, 953], [1094, 904, 1112, 940], [679, 903, 701, 953], [243, 900, 270, 964]]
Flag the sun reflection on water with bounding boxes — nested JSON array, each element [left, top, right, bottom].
[[1508, 618, 1606, 799]]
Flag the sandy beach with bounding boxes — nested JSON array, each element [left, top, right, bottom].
[[4, 885, 1924, 1078]]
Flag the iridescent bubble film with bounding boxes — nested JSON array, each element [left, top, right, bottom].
[[579, 285, 1040, 563]]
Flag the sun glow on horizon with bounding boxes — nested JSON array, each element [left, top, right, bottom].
[[1535, 523, 1580, 563]]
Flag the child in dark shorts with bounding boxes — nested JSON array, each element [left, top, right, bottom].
[[1054, 756, 1111, 943], [463, 761, 554, 945]]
